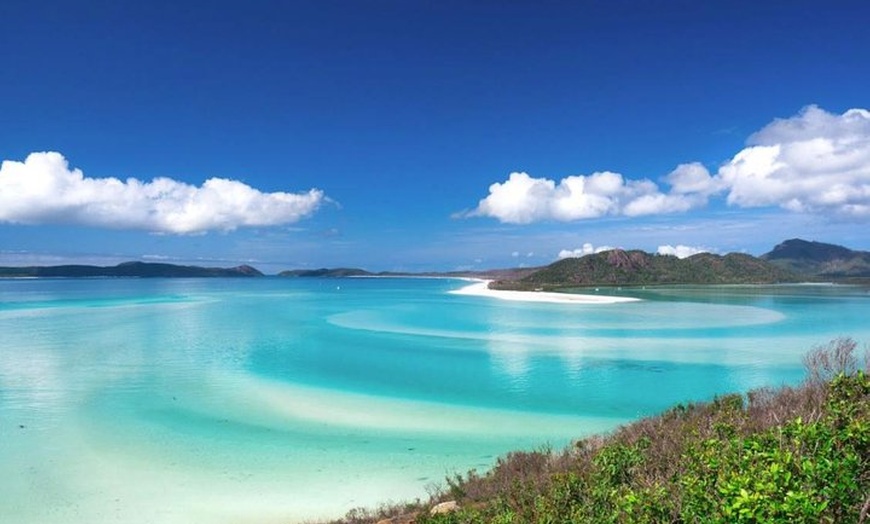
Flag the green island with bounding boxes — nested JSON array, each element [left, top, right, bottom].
[[276, 238, 870, 287], [0, 261, 263, 278], [489, 238, 870, 291], [5, 238, 868, 285], [327, 339, 870, 524]]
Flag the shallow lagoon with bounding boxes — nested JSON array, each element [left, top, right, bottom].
[[1, 277, 868, 523]]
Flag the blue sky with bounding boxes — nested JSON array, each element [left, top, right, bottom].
[[1, 1, 869, 273]]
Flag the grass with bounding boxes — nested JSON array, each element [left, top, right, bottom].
[[321, 338, 870, 524]]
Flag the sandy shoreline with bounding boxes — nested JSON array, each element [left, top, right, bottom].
[[449, 280, 640, 304]]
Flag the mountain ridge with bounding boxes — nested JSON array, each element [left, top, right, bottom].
[[4, 239, 867, 282], [490, 249, 801, 290], [762, 238, 870, 278]]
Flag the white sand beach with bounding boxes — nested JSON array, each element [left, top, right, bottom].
[[449, 280, 640, 304]]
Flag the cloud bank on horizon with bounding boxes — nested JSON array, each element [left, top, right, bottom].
[[465, 106, 870, 223], [558, 243, 614, 259], [557, 242, 708, 260], [656, 245, 710, 258], [0, 152, 326, 234]]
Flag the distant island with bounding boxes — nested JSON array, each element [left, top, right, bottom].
[[487, 250, 804, 291], [279, 239, 870, 290], [3, 239, 868, 284], [488, 238, 870, 290], [277, 266, 537, 281], [489, 250, 797, 290], [279, 267, 373, 278], [762, 238, 870, 279], [0, 261, 264, 278]]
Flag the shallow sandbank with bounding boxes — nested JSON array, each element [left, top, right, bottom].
[[449, 280, 640, 304]]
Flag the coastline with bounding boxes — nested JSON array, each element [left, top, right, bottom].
[[449, 279, 640, 304]]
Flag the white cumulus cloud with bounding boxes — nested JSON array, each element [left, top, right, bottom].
[[463, 106, 870, 223], [665, 162, 721, 195], [464, 168, 709, 224], [0, 152, 326, 234], [656, 245, 709, 258], [717, 105, 870, 217], [557, 242, 615, 259]]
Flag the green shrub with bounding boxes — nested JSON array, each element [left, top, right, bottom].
[[340, 340, 870, 524]]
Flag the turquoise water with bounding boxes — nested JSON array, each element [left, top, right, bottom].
[[1, 277, 868, 523]]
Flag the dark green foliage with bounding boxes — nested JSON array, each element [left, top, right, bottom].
[[490, 249, 801, 290], [415, 374, 868, 523], [379, 339, 870, 524], [763, 238, 870, 278]]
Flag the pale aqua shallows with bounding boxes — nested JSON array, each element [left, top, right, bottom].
[[1, 277, 867, 523]]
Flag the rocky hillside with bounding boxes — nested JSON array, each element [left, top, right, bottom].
[[762, 238, 870, 278], [491, 249, 800, 290]]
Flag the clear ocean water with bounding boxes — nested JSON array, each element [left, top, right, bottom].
[[1, 277, 868, 523]]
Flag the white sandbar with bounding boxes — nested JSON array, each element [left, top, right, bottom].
[[449, 280, 640, 304]]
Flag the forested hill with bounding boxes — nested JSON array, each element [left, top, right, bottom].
[[762, 238, 870, 278], [0, 261, 264, 278], [491, 249, 800, 290]]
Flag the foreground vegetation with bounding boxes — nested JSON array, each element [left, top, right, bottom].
[[327, 338, 870, 524]]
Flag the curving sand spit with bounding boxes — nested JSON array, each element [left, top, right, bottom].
[[449, 280, 640, 304]]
